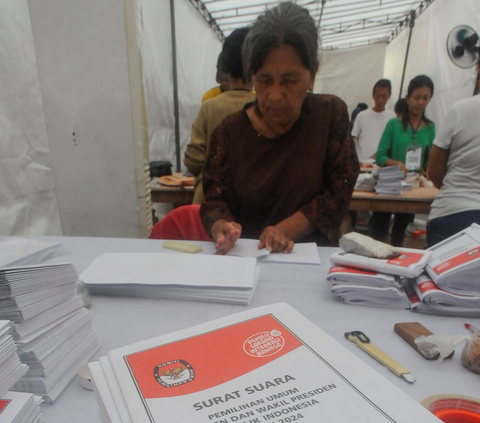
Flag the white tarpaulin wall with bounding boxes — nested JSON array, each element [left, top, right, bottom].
[[314, 43, 389, 115], [2, 0, 479, 237], [0, 0, 61, 236], [140, 0, 222, 171], [384, 0, 480, 126]]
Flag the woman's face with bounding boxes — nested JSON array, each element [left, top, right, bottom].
[[252, 44, 317, 132], [406, 86, 432, 117]]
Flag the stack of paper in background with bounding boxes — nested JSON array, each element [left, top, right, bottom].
[[0, 263, 101, 404], [81, 253, 260, 305], [0, 321, 43, 422], [328, 247, 431, 310], [373, 165, 404, 195]]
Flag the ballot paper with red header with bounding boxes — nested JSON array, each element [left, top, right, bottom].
[[327, 266, 401, 287], [425, 223, 480, 295], [330, 248, 431, 278], [0, 391, 44, 423], [406, 273, 480, 317], [89, 303, 440, 423]]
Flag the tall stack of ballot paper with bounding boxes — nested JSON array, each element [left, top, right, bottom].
[[328, 247, 431, 310], [80, 253, 261, 305], [0, 263, 101, 404], [88, 303, 440, 423], [373, 165, 404, 195]]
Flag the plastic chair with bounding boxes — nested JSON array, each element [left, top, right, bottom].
[[149, 204, 212, 241]]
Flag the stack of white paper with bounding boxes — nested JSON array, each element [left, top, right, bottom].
[[425, 223, 480, 295], [327, 266, 408, 309], [330, 248, 431, 278], [0, 263, 101, 404], [81, 253, 260, 305], [0, 321, 28, 397], [373, 165, 404, 195], [0, 239, 60, 268], [0, 391, 44, 423], [88, 303, 441, 423], [404, 274, 480, 317], [0, 264, 78, 323]]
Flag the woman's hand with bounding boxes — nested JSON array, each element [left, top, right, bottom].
[[211, 219, 242, 255], [385, 159, 407, 175], [259, 226, 294, 253]]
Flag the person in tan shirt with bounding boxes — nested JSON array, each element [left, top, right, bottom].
[[184, 27, 255, 204]]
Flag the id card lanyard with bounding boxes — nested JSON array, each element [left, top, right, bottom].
[[406, 118, 422, 171]]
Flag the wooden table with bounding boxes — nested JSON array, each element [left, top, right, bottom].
[[151, 181, 438, 215], [150, 182, 194, 207], [351, 187, 438, 214]]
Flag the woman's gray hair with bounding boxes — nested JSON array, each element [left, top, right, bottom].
[[242, 2, 320, 79]]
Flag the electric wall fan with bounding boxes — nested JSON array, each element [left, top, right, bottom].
[[447, 25, 479, 69]]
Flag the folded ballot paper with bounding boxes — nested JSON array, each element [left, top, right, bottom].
[[0, 238, 60, 268], [327, 266, 401, 287], [327, 267, 408, 310], [88, 303, 440, 423], [425, 223, 480, 296], [81, 253, 260, 305], [0, 391, 44, 423], [330, 248, 431, 279], [330, 284, 409, 309], [404, 273, 480, 317], [0, 321, 28, 398]]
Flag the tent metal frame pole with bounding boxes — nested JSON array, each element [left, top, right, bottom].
[[170, 0, 181, 172], [399, 10, 416, 98]]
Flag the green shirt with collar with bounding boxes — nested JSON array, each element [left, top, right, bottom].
[[376, 117, 436, 170]]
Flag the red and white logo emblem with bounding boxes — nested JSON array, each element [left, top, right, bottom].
[[154, 359, 194, 388]]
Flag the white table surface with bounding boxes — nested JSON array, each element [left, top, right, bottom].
[[7, 236, 479, 422]]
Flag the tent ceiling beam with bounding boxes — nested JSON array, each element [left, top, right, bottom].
[[199, 0, 436, 49], [187, 0, 225, 42]]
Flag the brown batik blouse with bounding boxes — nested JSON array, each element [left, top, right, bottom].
[[200, 93, 360, 246]]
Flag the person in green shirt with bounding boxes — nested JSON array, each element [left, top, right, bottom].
[[370, 75, 436, 246]]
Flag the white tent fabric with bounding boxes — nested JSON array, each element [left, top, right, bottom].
[[384, 0, 480, 127], [314, 42, 389, 116], [0, 0, 61, 236], [140, 0, 222, 171]]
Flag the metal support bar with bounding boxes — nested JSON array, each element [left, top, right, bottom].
[[399, 10, 416, 97], [170, 0, 181, 172]]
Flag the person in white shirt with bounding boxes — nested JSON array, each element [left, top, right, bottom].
[[426, 62, 480, 247], [351, 79, 396, 163]]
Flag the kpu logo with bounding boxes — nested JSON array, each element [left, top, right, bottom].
[[154, 359, 195, 388]]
